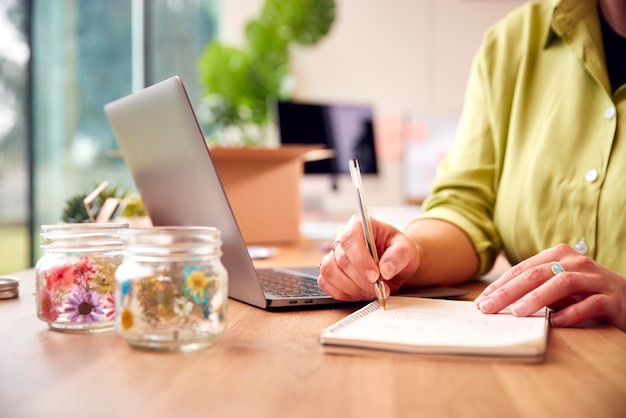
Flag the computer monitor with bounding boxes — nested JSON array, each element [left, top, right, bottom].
[[275, 100, 378, 176]]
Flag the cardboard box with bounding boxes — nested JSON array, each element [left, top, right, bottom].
[[210, 145, 328, 245]]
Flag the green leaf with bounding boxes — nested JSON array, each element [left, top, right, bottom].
[[261, 0, 336, 46], [197, 0, 336, 144]]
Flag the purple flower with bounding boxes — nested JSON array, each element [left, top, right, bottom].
[[64, 286, 106, 322]]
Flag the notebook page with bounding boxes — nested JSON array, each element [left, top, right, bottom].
[[320, 296, 548, 356]]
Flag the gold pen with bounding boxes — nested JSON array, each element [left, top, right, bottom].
[[349, 159, 387, 309]]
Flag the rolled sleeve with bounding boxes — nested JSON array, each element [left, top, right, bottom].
[[415, 31, 504, 276]]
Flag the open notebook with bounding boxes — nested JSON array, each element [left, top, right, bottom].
[[319, 296, 550, 362]]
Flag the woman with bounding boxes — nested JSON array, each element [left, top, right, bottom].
[[317, 0, 626, 331]]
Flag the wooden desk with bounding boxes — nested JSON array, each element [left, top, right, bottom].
[[1, 242, 625, 418]]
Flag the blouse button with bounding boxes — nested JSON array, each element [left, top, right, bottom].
[[604, 106, 616, 120], [584, 169, 598, 183], [574, 240, 589, 254]]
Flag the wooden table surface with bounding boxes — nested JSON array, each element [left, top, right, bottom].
[[1, 240, 625, 418]]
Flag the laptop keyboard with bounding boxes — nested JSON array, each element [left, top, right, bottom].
[[257, 269, 328, 298]]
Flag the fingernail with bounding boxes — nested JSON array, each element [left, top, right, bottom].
[[380, 261, 396, 278], [479, 298, 495, 313], [360, 291, 372, 300], [511, 300, 528, 316], [551, 313, 565, 326], [365, 269, 378, 283]]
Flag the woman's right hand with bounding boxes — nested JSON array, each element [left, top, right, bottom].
[[317, 214, 420, 302]]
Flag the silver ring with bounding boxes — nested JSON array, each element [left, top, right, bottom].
[[331, 240, 340, 253], [551, 261, 565, 275]]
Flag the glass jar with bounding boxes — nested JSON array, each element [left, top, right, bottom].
[[115, 227, 227, 352], [35, 223, 128, 332]]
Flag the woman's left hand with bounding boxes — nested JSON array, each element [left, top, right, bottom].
[[474, 243, 626, 331]]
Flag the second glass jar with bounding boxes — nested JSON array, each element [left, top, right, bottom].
[[115, 226, 228, 352]]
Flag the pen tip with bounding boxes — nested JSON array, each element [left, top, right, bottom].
[[380, 298, 386, 310]]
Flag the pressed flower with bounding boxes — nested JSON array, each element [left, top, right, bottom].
[[73, 257, 96, 285], [45, 263, 74, 290], [173, 297, 193, 317], [120, 307, 134, 329], [64, 286, 106, 322], [92, 258, 116, 295], [121, 279, 132, 296], [39, 287, 61, 321], [104, 292, 115, 320], [136, 275, 176, 323], [215, 302, 224, 321], [182, 269, 210, 305], [204, 300, 225, 321], [157, 304, 176, 321]]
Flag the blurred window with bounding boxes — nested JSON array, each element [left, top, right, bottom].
[[0, 0, 29, 274], [0, 0, 218, 272]]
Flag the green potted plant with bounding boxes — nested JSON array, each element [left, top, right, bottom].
[[61, 181, 148, 226], [197, 0, 336, 146]]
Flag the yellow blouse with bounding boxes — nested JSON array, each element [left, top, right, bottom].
[[418, 0, 626, 275]]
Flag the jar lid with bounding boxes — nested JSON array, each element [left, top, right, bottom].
[[0, 277, 19, 299]]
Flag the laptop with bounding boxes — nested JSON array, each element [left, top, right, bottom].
[[103, 76, 356, 309], [104, 76, 468, 310]]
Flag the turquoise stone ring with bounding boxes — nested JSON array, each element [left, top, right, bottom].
[[551, 262, 565, 275]]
